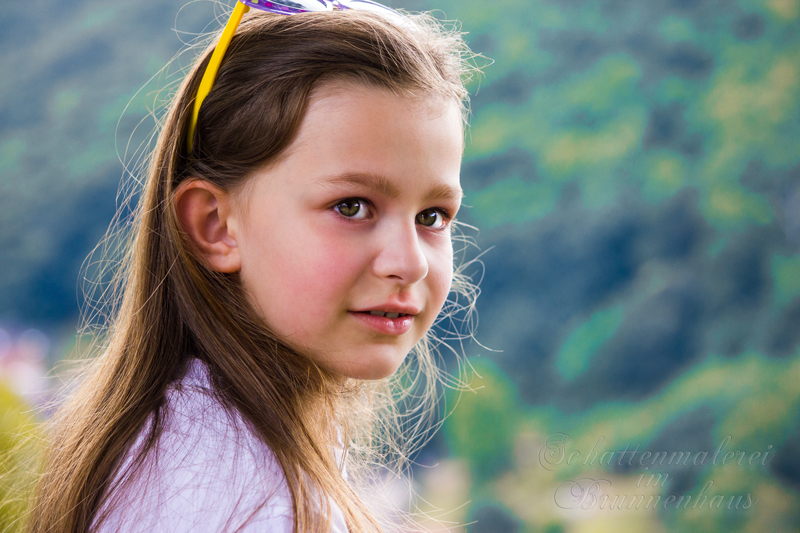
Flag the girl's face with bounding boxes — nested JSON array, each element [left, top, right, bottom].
[[230, 82, 464, 380]]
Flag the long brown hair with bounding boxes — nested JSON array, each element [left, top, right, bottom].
[[28, 7, 480, 533]]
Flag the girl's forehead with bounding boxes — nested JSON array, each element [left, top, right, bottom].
[[302, 84, 460, 160], [308, 79, 461, 121], [297, 81, 463, 150]]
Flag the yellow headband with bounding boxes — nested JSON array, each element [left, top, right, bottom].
[[187, 2, 250, 152]]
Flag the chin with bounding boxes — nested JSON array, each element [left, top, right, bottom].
[[335, 350, 409, 381]]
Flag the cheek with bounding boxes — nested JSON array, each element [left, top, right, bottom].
[[294, 246, 359, 308], [249, 222, 364, 332]]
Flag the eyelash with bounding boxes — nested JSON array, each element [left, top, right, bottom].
[[332, 197, 453, 231]]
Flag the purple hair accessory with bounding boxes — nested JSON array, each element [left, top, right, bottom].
[[244, 0, 397, 15]]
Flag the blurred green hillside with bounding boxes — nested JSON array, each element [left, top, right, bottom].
[[2, 0, 799, 531]]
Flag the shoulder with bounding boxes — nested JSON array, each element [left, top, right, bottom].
[[95, 359, 293, 533]]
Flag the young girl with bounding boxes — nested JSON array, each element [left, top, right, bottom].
[[28, 1, 479, 531]]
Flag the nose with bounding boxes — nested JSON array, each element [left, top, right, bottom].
[[372, 219, 428, 286]]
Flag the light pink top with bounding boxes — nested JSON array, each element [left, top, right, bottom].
[[94, 359, 348, 532]]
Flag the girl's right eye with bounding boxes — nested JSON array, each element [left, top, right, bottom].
[[334, 198, 370, 220]]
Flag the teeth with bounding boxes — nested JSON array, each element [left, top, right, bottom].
[[368, 311, 403, 318]]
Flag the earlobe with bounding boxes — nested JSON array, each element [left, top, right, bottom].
[[174, 180, 241, 273]]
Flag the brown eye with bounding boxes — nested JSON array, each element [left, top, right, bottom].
[[335, 198, 368, 219], [416, 208, 446, 229]]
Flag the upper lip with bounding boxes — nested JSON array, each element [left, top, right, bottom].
[[352, 302, 421, 315]]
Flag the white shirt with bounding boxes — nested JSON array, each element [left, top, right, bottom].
[[94, 359, 348, 532]]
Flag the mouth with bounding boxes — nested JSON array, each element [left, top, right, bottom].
[[361, 310, 411, 319], [349, 310, 415, 335]]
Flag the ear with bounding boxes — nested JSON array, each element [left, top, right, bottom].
[[174, 179, 241, 273]]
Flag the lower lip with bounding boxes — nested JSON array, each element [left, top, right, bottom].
[[349, 312, 414, 335]]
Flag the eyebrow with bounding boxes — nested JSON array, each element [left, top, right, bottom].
[[319, 172, 464, 202]]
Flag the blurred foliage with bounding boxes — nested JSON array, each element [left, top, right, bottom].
[[445, 359, 519, 483], [0, 382, 38, 532], [1, 0, 800, 531], [412, 0, 800, 531]]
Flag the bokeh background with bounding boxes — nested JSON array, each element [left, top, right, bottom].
[[2, 0, 799, 531]]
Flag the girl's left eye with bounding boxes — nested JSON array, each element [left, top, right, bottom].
[[416, 208, 449, 230]]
